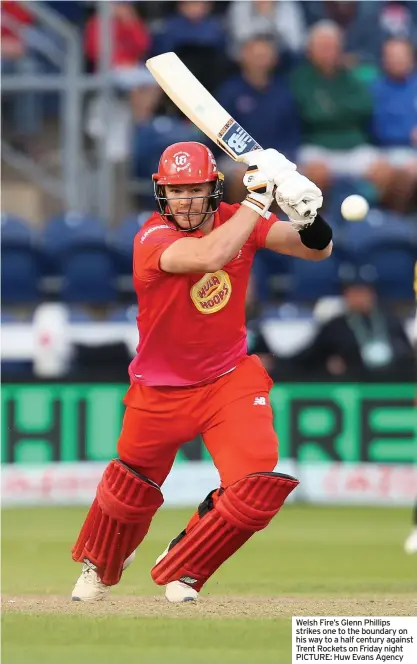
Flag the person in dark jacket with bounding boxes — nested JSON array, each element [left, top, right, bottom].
[[292, 269, 416, 381], [215, 34, 301, 204]]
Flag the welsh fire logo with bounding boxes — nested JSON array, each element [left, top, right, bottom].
[[190, 270, 232, 314]]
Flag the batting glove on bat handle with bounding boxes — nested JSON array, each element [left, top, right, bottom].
[[275, 173, 323, 229], [241, 148, 297, 184], [241, 165, 275, 217]]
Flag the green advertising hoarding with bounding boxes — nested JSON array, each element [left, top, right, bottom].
[[1, 383, 416, 465]]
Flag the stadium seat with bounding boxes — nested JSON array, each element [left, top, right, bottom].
[[41, 212, 117, 303], [111, 212, 152, 274], [62, 249, 117, 303], [41, 211, 109, 271], [366, 246, 416, 300], [340, 209, 416, 256], [340, 211, 417, 300], [289, 252, 342, 302], [1, 213, 41, 303], [252, 249, 292, 301]]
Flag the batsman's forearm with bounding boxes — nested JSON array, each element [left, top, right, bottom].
[[199, 206, 260, 270]]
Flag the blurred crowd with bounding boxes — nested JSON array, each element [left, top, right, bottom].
[[2, 1, 417, 208], [1, 1, 417, 381]]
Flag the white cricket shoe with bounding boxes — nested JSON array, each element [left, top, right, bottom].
[[404, 527, 417, 554], [155, 540, 199, 603], [71, 551, 135, 601], [165, 580, 199, 603]]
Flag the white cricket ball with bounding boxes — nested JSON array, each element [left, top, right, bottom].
[[341, 195, 369, 221]]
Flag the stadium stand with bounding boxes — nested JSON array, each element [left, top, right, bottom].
[[1, 1, 416, 378]]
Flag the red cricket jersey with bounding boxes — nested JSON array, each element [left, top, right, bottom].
[[129, 202, 277, 386]]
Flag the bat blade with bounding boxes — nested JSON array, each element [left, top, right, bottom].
[[146, 52, 262, 161]]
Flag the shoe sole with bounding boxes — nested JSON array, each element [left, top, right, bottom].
[[71, 594, 107, 602]]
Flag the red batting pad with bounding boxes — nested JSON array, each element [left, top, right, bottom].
[[72, 459, 163, 585], [151, 472, 298, 591]]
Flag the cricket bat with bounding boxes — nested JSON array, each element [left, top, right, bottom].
[[145, 52, 262, 162]]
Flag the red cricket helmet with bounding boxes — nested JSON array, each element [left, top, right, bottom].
[[153, 142, 220, 185], [152, 142, 224, 230]]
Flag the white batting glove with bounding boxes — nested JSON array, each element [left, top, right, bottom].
[[241, 149, 296, 186], [241, 165, 274, 217], [275, 172, 323, 229]]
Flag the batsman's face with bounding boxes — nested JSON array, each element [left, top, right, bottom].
[[164, 183, 213, 230]]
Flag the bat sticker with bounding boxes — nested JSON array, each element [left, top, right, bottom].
[[219, 121, 261, 155]]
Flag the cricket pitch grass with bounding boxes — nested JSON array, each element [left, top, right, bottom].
[[2, 505, 416, 663]]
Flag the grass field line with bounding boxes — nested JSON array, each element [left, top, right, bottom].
[[3, 594, 416, 618]]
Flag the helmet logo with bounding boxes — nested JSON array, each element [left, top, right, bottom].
[[173, 151, 191, 171]]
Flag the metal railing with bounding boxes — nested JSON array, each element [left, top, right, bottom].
[[1, 1, 115, 222]]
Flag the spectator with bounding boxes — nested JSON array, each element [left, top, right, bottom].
[[302, 1, 417, 68], [84, 1, 156, 122], [372, 39, 417, 213], [227, 0, 306, 61], [378, 1, 417, 47], [291, 21, 392, 205], [216, 35, 301, 203], [151, 1, 227, 92], [1, 0, 33, 53], [291, 270, 416, 381], [373, 39, 417, 152], [1, 0, 43, 142], [371, 38, 417, 213]]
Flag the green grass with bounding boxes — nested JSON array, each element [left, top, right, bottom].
[[2, 505, 416, 664], [2, 617, 289, 664]]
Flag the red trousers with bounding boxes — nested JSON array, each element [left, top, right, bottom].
[[117, 355, 278, 489]]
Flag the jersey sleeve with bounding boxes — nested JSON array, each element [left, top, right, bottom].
[[253, 212, 279, 249], [223, 202, 279, 250], [134, 224, 180, 280]]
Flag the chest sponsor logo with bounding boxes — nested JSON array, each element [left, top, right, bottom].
[[190, 270, 232, 314]]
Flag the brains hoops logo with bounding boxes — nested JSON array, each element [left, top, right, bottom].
[[190, 270, 232, 314], [173, 151, 191, 172]]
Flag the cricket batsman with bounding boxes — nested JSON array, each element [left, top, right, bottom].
[[71, 142, 332, 602]]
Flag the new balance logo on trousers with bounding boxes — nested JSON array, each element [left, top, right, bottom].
[[253, 397, 266, 406]]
